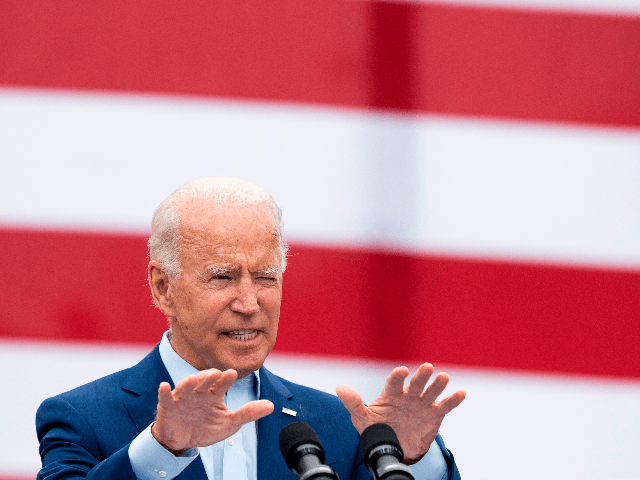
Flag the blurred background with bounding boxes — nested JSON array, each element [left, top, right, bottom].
[[1, 0, 639, 479]]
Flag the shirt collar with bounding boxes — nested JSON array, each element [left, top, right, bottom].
[[158, 330, 261, 397]]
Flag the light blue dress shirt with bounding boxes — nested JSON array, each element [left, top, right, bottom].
[[129, 331, 448, 480]]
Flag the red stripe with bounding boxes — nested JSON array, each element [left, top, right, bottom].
[[0, 0, 638, 127], [2, 228, 639, 379]]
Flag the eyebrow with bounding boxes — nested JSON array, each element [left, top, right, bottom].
[[203, 266, 233, 276], [202, 265, 281, 276], [255, 266, 281, 276]]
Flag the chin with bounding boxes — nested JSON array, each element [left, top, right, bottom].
[[230, 355, 267, 376]]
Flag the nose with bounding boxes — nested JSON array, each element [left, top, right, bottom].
[[230, 276, 259, 315]]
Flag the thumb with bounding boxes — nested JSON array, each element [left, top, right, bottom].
[[336, 384, 368, 419], [231, 399, 275, 425]]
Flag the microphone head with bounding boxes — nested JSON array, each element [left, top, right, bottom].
[[360, 423, 404, 468], [279, 421, 325, 469]]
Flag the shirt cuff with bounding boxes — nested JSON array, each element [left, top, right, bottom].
[[407, 439, 449, 480], [129, 424, 199, 480]]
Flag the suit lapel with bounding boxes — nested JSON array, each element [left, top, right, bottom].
[[257, 367, 307, 480], [120, 344, 209, 480], [121, 345, 171, 433]]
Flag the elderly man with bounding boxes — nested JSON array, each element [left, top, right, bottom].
[[37, 177, 466, 480]]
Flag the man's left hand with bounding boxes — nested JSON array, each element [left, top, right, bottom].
[[336, 363, 466, 464]]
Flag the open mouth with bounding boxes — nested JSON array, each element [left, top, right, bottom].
[[225, 330, 259, 341]]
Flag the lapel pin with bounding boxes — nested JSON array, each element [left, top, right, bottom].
[[282, 407, 297, 417]]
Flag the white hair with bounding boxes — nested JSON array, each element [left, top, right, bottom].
[[148, 177, 288, 277]]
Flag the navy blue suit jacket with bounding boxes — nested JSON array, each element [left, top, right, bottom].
[[37, 345, 461, 480]]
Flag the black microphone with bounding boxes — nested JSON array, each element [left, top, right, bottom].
[[359, 423, 414, 480], [279, 422, 340, 480]]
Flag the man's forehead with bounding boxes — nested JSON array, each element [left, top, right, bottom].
[[175, 200, 280, 262], [178, 199, 274, 225], [205, 244, 280, 259], [178, 200, 276, 235], [180, 225, 280, 249]]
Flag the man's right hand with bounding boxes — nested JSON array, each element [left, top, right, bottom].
[[151, 368, 274, 456]]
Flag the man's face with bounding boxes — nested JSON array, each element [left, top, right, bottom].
[[155, 201, 283, 378]]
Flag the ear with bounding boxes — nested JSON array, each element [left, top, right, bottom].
[[148, 261, 177, 317]]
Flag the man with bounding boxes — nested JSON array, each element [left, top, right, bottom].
[[37, 177, 466, 480]]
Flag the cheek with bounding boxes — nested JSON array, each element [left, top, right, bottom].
[[172, 285, 198, 308], [261, 289, 282, 312], [173, 286, 222, 320]]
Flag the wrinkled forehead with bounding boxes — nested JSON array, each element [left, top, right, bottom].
[[178, 198, 278, 231], [176, 200, 281, 260]]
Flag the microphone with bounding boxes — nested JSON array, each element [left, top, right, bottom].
[[279, 422, 340, 480], [359, 423, 414, 480]]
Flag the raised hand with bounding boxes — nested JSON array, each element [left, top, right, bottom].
[[336, 363, 465, 463], [151, 368, 274, 455]]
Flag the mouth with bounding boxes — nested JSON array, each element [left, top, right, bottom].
[[224, 330, 259, 341]]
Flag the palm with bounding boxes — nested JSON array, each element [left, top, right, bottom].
[[152, 369, 274, 454], [337, 364, 466, 462]]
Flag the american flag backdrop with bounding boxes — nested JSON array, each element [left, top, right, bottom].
[[1, 0, 639, 479]]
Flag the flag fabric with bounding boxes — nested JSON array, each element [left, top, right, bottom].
[[1, 1, 639, 479]]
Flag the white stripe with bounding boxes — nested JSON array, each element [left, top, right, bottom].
[[1, 88, 640, 269], [395, 0, 640, 15], [3, 339, 639, 479]]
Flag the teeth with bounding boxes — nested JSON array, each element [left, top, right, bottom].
[[227, 330, 258, 341]]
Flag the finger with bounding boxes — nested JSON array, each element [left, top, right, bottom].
[[194, 369, 223, 393], [157, 382, 174, 409], [174, 374, 200, 398], [437, 390, 466, 415], [407, 363, 434, 397], [421, 372, 450, 404], [231, 399, 275, 425], [208, 369, 238, 398], [336, 384, 369, 420], [381, 366, 410, 396]]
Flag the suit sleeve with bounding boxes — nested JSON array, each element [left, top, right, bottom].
[[36, 396, 137, 480], [436, 434, 461, 480]]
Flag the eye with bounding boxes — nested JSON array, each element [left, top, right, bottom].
[[257, 276, 278, 284], [210, 274, 232, 281]]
